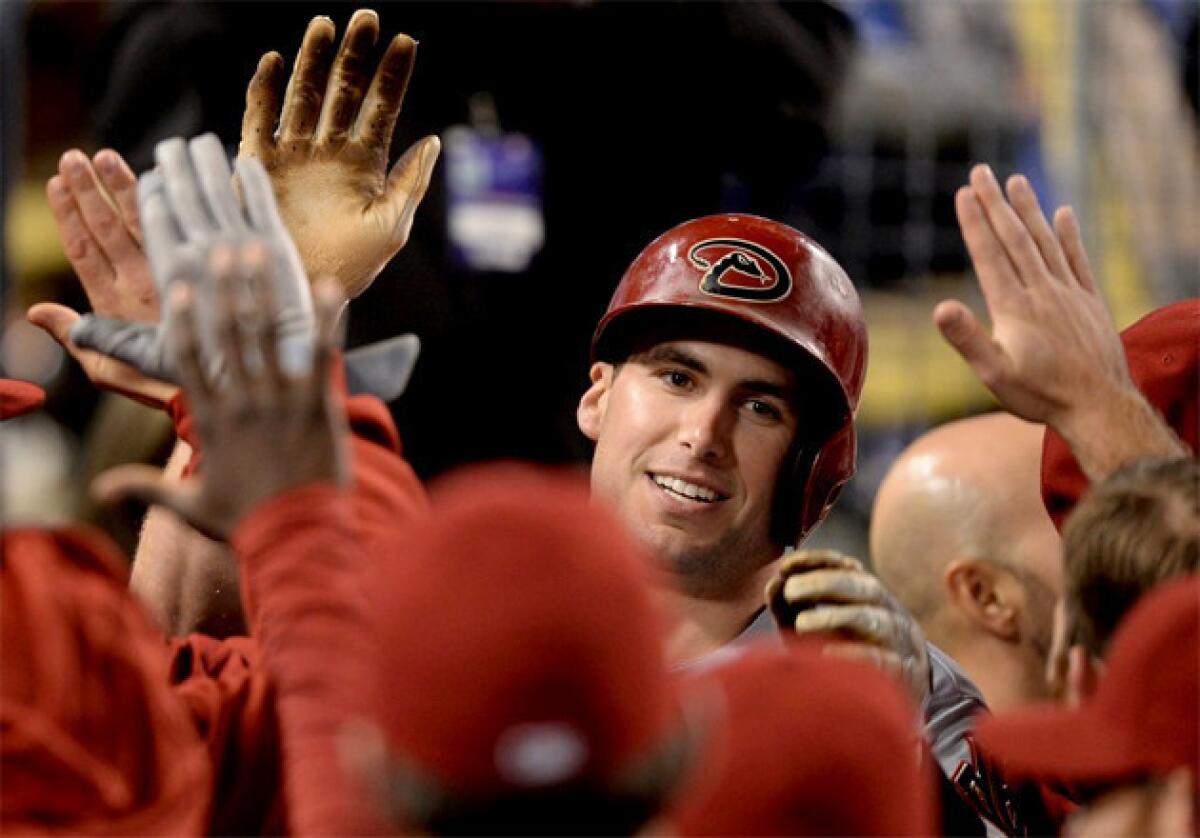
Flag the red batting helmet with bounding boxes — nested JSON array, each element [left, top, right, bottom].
[[591, 214, 867, 546]]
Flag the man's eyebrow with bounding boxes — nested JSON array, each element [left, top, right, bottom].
[[637, 345, 708, 375], [636, 345, 795, 401]]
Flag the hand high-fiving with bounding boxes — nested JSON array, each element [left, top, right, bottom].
[[238, 9, 440, 298]]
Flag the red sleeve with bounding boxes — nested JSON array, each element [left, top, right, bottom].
[[167, 634, 286, 836], [230, 484, 386, 836]]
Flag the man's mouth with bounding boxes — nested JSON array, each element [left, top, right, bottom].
[[649, 473, 727, 504]]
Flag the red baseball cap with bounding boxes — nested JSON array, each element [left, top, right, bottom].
[[667, 641, 937, 836], [371, 463, 678, 798], [2, 527, 210, 834], [1042, 300, 1199, 529], [0, 378, 45, 421], [974, 575, 1199, 785]]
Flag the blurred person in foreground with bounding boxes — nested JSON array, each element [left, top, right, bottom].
[[974, 575, 1199, 837], [663, 642, 937, 836], [1, 381, 211, 836], [871, 412, 1062, 713]]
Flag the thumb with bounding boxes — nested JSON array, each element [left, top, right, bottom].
[[379, 135, 440, 243], [92, 464, 194, 522], [27, 303, 81, 347], [933, 299, 1006, 384]]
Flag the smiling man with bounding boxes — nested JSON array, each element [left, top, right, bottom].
[[577, 214, 870, 664]]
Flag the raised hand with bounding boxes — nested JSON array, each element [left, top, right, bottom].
[[766, 549, 931, 707], [68, 134, 316, 385], [935, 164, 1132, 428], [28, 149, 174, 406], [238, 9, 440, 299], [938, 164, 1187, 479], [94, 246, 348, 542]]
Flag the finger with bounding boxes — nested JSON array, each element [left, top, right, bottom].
[[91, 464, 195, 523], [234, 156, 286, 234], [137, 170, 184, 287], [969, 164, 1048, 285], [155, 138, 215, 237], [777, 547, 864, 576], [60, 150, 146, 290], [793, 604, 901, 648], [1005, 174, 1072, 285], [240, 51, 286, 158], [91, 149, 142, 243], [311, 277, 347, 389], [27, 302, 82, 348], [212, 245, 252, 390], [279, 16, 337, 142], [353, 31, 416, 147], [781, 569, 889, 607], [189, 134, 245, 231], [933, 299, 1008, 391], [1053, 206, 1098, 293], [378, 135, 440, 248], [68, 316, 172, 383], [46, 172, 118, 304], [167, 283, 216, 410], [245, 243, 286, 392], [821, 642, 904, 679], [955, 183, 1024, 313], [317, 8, 381, 145]]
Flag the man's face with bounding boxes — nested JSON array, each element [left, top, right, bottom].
[[577, 339, 798, 596]]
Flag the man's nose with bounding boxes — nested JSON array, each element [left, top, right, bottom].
[[676, 394, 733, 463]]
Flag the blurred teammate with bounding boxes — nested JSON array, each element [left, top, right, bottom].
[[1047, 456, 1199, 705], [872, 413, 1062, 711], [975, 575, 1199, 837], [665, 642, 937, 836]]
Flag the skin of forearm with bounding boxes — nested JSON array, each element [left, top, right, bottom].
[[130, 439, 247, 637], [1054, 386, 1191, 483]]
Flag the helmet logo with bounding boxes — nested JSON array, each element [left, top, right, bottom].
[[688, 238, 792, 303]]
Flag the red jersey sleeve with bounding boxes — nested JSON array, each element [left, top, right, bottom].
[[231, 484, 386, 836]]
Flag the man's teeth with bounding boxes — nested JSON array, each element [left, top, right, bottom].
[[653, 475, 719, 502]]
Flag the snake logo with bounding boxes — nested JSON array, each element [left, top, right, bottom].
[[688, 238, 793, 303]]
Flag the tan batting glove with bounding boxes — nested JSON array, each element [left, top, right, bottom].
[[765, 548, 931, 708], [238, 10, 440, 299]]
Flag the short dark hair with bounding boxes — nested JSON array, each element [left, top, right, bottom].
[[1063, 457, 1199, 655]]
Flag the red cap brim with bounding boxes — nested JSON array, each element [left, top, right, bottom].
[[974, 703, 1152, 785], [0, 379, 46, 420]]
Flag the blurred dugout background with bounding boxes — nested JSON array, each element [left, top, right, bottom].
[[2, 0, 1196, 560]]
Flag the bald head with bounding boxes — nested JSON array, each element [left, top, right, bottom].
[[871, 413, 1061, 622]]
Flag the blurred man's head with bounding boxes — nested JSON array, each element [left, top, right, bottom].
[[1047, 457, 1199, 702], [975, 575, 1199, 835], [352, 464, 688, 835], [871, 412, 1062, 710], [666, 642, 936, 836]]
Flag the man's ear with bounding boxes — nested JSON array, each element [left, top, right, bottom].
[[944, 559, 1019, 642], [577, 362, 614, 442]]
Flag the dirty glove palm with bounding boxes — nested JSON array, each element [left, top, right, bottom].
[[238, 10, 440, 299]]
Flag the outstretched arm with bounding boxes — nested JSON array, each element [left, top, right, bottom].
[[937, 164, 1187, 481], [238, 9, 440, 299]]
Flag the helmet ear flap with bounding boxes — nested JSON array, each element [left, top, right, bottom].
[[777, 422, 857, 549]]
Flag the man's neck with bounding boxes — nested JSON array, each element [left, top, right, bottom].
[[940, 634, 1051, 712], [659, 562, 778, 667]]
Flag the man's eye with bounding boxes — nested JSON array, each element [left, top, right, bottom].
[[745, 399, 782, 421], [661, 370, 693, 389]]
